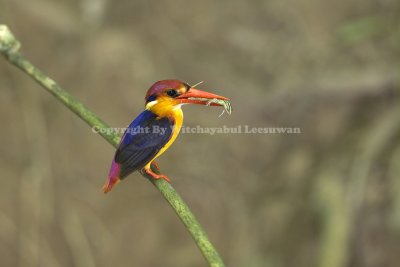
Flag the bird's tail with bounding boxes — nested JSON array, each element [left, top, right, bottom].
[[103, 160, 121, 194], [102, 177, 120, 193]]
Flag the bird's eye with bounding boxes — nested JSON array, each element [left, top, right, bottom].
[[166, 89, 178, 97]]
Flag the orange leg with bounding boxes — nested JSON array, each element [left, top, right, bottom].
[[150, 161, 160, 172], [142, 167, 171, 183]]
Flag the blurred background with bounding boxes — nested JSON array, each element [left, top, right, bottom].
[[1, 0, 400, 266]]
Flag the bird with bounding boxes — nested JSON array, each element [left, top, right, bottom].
[[103, 79, 229, 193]]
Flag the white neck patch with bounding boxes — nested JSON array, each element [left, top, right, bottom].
[[173, 104, 183, 110], [145, 100, 158, 109]]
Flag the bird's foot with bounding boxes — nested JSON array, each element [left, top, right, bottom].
[[150, 161, 161, 172], [142, 167, 171, 183]]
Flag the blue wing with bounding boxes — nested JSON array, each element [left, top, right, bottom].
[[114, 110, 173, 178]]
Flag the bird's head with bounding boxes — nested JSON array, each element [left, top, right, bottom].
[[144, 80, 229, 116]]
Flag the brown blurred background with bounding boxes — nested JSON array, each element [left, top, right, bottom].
[[1, 0, 400, 266]]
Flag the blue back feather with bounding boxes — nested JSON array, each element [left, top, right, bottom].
[[115, 110, 174, 178]]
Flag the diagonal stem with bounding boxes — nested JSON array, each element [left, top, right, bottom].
[[0, 25, 225, 267]]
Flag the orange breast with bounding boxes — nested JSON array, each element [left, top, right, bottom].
[[144, 97, 184, 169]]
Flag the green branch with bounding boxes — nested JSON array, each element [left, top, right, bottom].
[[0, 25, 225, 267]]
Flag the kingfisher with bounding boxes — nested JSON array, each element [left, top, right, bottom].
[[103, 79, 230, 193]]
